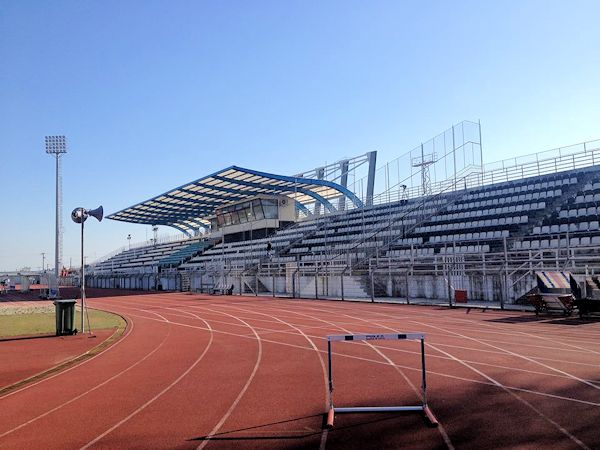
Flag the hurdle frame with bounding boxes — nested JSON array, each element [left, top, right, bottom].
[[326, 332, 438, 427]]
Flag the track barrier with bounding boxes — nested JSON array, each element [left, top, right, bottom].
[[325, 332, 438, 428]]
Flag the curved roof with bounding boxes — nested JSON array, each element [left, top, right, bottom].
[[107, 165, 363, 234]]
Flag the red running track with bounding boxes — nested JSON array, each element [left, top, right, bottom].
[[0, 330, 115, 390], [1, 293, 599, 449]]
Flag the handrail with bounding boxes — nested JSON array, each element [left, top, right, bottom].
[[326, 175, 469, 270], [93, 136, 600, 273]]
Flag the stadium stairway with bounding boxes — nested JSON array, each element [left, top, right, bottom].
[[158, 241, 213, 269], [181, 272, 191, 292], [358, 275, 388, 298], [90, 163, 600, 304]]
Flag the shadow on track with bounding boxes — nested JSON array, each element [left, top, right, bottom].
[[0, 333, 56, 343], [486, 315, 600, 325], [189, 412, 429, 443]]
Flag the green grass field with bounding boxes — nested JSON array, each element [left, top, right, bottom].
[[0, 309, 126, 338]]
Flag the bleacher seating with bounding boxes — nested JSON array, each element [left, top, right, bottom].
[[92, 164, 600, 275], [93, 238, 209, 273]]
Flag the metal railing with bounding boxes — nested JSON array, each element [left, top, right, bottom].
[[91, 136, 600, 280], [86, 241, 600, 307]]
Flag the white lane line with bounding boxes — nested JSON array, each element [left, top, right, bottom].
[[95, 302, 600, 408], [272, 299, 600, 343], [379, 307, 600, 344], [412, 320, 600, 391], [334, 310, 590, 450], [0, 313, 135, 401], [264, 304, 455, 450], [0, 318, 170, 439], [80, 312, 214, 449], [312, 303, 600, 369], [196, 310, 263, 450], [219, 303, 331, 450], [426, 341, 590, 450]]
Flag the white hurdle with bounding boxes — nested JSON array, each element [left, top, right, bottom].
[[326, 332, 438, 428]]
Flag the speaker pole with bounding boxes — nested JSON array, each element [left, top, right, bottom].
[[71, 205, 102, 335], [81, 218, 85, 333]]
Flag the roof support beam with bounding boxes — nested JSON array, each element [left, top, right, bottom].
[[167, 223, 193, 237], [128, 203, 206, 218], [178, 219, 209, 233], [173, 188, 233, 205], [295, 201, 312, 217], [164, 191, 225, 208], [111, 210, 194, 224], [188, 182, 267, 199], [107, 164, 365, 226], [232, 166, 364, 209], [338, 159, 350, 211], [366, 151, 377, 207]]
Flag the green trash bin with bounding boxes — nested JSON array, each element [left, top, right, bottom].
[[54, 299, 77, 336]]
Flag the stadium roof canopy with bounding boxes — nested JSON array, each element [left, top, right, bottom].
[[107, 166, 363, 235]]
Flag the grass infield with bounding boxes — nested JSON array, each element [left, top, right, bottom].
[[0, 309, 126, 338]]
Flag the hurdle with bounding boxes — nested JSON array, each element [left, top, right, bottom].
[[325, 332, 438, 428]]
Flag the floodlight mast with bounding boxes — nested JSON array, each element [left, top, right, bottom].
[[412, 145, 436, 196], [45, 136, 67, 283]]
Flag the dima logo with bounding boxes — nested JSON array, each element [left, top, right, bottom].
[[366, 334, 385, 340]]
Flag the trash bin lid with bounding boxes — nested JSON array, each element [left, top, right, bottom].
[[53, 299, 78, 305]]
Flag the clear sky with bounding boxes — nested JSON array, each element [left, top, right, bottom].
[[1, 0, 599, 271]]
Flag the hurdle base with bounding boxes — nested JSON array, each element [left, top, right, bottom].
[[335, 406, 424, 413], [326, 407, 335, 428], [423, 405, 439, 427], [327, 405, 439, 428]]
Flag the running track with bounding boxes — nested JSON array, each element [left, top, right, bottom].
[[1, 293, 599, 449]]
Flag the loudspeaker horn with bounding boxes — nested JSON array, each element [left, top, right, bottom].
[[87, 205, 103, 222]]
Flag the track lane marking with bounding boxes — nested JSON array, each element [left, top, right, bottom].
[[257, 304, 455, 450], [196, 309, 262, 450], [0, 313, 135, 401], [80, 311, 214, 449], [101, 298, 600, 404], [218, 303, 331, 450], [330, 310, 592, 450], [410, 320, 600, 391], [0, 317, 171, 439], [425, 341, 590, 449]]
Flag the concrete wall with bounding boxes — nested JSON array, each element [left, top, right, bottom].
[[87, 270, 534, 304]]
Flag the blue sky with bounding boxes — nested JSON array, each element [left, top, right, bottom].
[[1, 0, 599, 270]]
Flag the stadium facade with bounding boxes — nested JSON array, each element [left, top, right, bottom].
[[87, 121, 600, 306]]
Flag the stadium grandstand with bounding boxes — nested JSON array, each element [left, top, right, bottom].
[[87, 121, 600, 307]]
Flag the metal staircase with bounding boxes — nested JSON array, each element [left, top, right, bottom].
[[332, 176, 470, 273], [180, 272, 191, 292]]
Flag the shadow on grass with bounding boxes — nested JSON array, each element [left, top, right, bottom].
[[0, 297, 55, 303]]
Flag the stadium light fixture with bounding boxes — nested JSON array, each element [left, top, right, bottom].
[[71, 205, 103, 333], [127, 234, 131, 250]]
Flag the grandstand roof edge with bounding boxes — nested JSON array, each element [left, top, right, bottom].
[[106, 165, 363, 227]]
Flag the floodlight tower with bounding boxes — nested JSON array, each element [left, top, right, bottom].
[[152, 225, 158, 245], [412, 145, 436, 196], [45, 136, 67, 280]]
